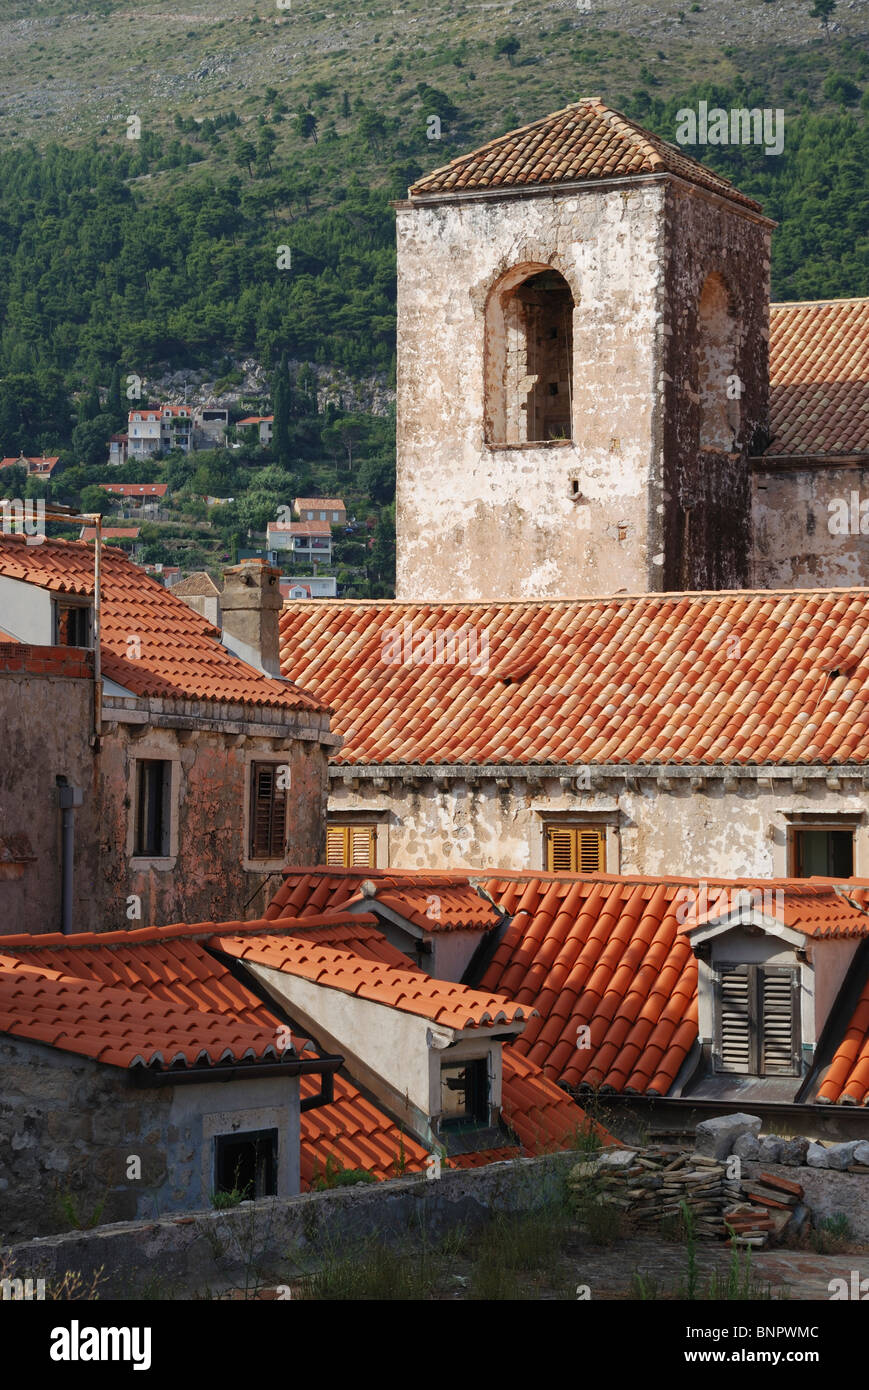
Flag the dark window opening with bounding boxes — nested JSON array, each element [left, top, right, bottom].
[[487, 268, 574, 445], [792, 828, 853, 878], [440, 1058, 489, 1128], [134, 759, 170, 857], [214, 1129, 277, 1199], [55, 602, 92, 648], [249, 762, 288, 859]]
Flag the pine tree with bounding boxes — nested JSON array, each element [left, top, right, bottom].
[[273, 352, 292, 469], [107, 362, 123, 425]]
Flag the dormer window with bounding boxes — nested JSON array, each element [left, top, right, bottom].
[[54, 600, 92, 648]]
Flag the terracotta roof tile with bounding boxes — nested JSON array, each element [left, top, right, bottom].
[[409, 98, 761, 211], [817, 974, 869, 1106], [0, 534, 326, 713], [268, 868, 500, 932], [768, 299, 869, 457], [279, 589, 869, 766], [213, 931, 531, 1030]]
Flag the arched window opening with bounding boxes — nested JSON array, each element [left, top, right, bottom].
[[486, 267, 575, 446], [698, 273, 740, 453]]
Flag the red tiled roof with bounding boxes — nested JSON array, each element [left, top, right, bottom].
[[0, 533, 327, 713], [279, 589, 869, 767], [408, 98, 762, 212], [0, 456, 60, 473], [477, 873, 869, 1094], [0, 952, 293, 1071], [268, 868, 501, 933], [817, 975, 869, 1106], [80, 527, 140, 541], [0, 911, 599, 1176], [768, 299, 869, 457], [99, 483, 168, 497], [237, 415, 273, 425], [269, 520, 331, 536], [214, 931, 532, 1030]]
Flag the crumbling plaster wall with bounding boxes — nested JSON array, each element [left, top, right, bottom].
[[328, 775, 869, 877], [395, 184, 666, 601], [661, 184, 771, 591], [97, 720, 328, 930], [0, 1036, 300, 1242], [0, 666, 97, 936], [752, 464, 869, 588]]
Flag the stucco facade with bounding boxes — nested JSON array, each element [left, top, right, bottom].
[[328, 766, 869, 879], [0, 644, 331, 934]]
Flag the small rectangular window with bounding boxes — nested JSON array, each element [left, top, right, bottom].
[[55, 602, 92, 648], [545, 824, 605, 873], [134, 759, 171, 857], [249, 762, 288, 859], [326, 824, 376, 867], [440, 1059, 489, 1127], [792, 828, 853, 877], [214, 1129, 277, 1199]]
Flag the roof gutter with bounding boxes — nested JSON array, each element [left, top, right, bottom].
[[129, 1054, 343, 1089]]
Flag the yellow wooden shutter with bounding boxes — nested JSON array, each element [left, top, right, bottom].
[[546, 826, 576, 872], [349, 826, 376, 867], [546, 825, 605, 873], [577, 828, 605, 872], [326, 825, 376, 867], [325, 826, 348, 865]]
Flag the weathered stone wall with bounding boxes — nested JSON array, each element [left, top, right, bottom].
[[661, 183, 771, 591], [395, 184, 666, 601], [4, 1150, 576, 1299], [752, 464, 869, 588], [0, 1037, 300, 1243], [96, 718, 328, 930], [0, 659, 330, 935], [328, 771, 869, 877], [0, 655, 97, 936]]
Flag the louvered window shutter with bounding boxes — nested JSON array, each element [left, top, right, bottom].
[[716, 965, 754, 1073], [325, 826, 347, 865], [325, 825, 376, 867], [577, 829, 605, 872], [761, 968, 798, 1074], [249, 763, 287, 859], [546, 827, 576, 872], [349, 826, 376, 867], [546, 826, 605, 873]]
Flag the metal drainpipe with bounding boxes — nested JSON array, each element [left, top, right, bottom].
[[57, 777, 83, 935]]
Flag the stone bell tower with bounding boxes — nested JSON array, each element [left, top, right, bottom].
[[394, 98, 772, 601]]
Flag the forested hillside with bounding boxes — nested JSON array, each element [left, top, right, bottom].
[[0, 0, 866, 591]]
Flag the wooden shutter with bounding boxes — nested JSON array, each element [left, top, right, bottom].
[[716, 965, 754, 1073], [325, 825, 376, 867], [250, 763, 287, 859], [545, 826, 605, 873], [761, 968, 799, 1074], [715, 964, 799, 1076]]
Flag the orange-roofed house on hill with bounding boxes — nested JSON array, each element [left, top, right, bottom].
[[0, 455, 61, 479], [0, 537, 338, 933]]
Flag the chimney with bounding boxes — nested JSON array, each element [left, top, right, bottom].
[[220, 559, 283, 679]]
